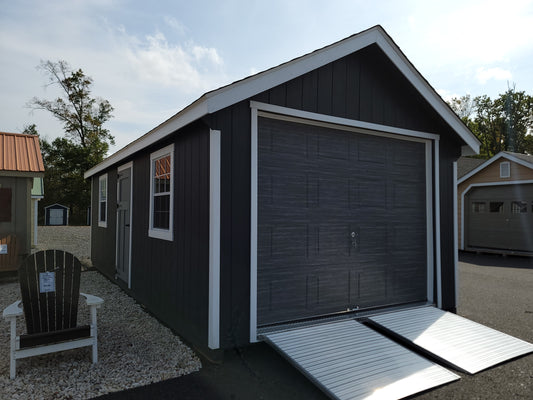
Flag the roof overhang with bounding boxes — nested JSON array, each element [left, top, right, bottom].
[[85, 25, 480, 179]]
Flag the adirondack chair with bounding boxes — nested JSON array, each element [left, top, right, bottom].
[[2, 250, 104, 379]]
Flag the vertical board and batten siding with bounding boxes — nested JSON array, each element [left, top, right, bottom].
[[91, 172, 117, 279], [129, 121, 210, 346], [210, 43, 465, 348]]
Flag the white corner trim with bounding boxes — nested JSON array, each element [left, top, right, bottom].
[[208, 130, 221, 349], [250, 107, 259, 343], [148, 143, 174, 241], [460, 179, 533, 250], [453, 161, 458, 308], [434, 140, 442, 309], [425, 141, 434, 306]]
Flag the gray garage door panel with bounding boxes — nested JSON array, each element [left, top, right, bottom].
[[258, 117, 428, 326], [369, 306, 533, 374], [263, 319, 460, 400], [466, 184, 533, 252]]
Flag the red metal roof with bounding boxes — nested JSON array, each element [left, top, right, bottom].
[[0, 132, 45, 173]]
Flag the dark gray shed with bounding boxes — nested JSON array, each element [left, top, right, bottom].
[[85, 26, 480, 356], [44, 203, 69, 226]]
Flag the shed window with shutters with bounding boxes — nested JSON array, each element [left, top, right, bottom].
[[149, 144, 174, 241], [98, 174, 108, 227], [0, 188, 12, 222]]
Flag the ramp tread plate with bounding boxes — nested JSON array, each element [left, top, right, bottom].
[[264, 319, 459, 400], [369, 307, 533, 374]]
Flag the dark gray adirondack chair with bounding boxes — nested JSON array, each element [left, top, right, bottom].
[[2, 250, 104, 378]]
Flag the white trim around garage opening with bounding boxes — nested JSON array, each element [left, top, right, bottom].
[[249, 101, 440, 342], [460, 179, 533, 250], [453, 161, 459, 307], [209, 129, 221, 349]]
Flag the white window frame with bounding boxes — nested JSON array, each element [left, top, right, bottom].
[[98, 174, 108, 228], [149, 144, 174, 241], [500, 161, 510, 178]]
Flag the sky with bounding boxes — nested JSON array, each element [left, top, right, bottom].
[[1, 0, 532, 154]]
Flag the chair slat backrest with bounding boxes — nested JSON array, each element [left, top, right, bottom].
[[18, 250, 82, 335]]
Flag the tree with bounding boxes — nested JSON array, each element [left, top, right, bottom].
[[448, 87, 533, 157], [28, 60, 115, 225]]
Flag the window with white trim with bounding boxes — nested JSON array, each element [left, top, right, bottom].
[[500, 161, 510, 178], [98, 174, 108, 227], [149, 144, 174, 241]]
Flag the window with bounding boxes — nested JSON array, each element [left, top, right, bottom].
[[0, 188, 12, 222], [98, 174, 108, 227], [149, 144, 174, 241], [511, 201, 527, 214], [500, 161, 510, 178], [472, 202, 486, 213], [489, 202, 504, 213]]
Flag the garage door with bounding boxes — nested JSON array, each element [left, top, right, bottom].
[[466, 184, 533, 252], [258, 117, 429, 326]]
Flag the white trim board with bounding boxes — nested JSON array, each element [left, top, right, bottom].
[[85, 25, 478, 179], [249, 103, 439, 342], [459, 179, 533, 250], [209, 130, 221, 349], [115, 162, 133, 289]]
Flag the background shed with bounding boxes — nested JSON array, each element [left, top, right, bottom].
[[458, 151, 533, 254], [0, 131, 45, 271], [44, 203, 70, 226]]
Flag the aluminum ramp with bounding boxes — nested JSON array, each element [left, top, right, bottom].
[[368, 306, 533, 374], [262, 319, 459, 400]]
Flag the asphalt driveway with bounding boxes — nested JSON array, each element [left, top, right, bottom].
[[95, 253, 533, 400]]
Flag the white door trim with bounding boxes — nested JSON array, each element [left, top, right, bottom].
[[116, 161, 133, 289], [250, 102, 440, 342]]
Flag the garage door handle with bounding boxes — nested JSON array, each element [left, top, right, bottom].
[[351, 231, 359, 248]]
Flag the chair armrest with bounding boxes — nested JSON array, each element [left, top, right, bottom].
[[3, 300, 23, 319], [80, 293, 104, 307]]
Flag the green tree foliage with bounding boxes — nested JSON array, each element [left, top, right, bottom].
[[28, 60, 114, 225], [448, 87, 533, 158]]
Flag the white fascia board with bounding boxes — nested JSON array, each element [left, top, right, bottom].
[[374, 33, 480, 155], [206, 31, 378, 114], [84, 100, 208, 179], [457, 152, 533, 185]]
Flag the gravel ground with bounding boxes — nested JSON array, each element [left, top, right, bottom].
[[1, 226, 201, 399], [0, 271, 201, 399], [35, 226, 92, 267]]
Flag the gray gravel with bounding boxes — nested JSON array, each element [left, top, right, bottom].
[[0, 270, 201, 399], [35, 226, 92, 267]]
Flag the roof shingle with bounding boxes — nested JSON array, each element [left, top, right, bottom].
[[0, 132, 45, 173]]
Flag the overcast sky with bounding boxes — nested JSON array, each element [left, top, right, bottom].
[[1, 0, 532, 153]]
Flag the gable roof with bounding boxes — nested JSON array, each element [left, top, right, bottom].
[[457, 151, 533, 184], [0, 131, 45, 173], [457, 157, 486, 178], [85, 25, 480, 179]]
